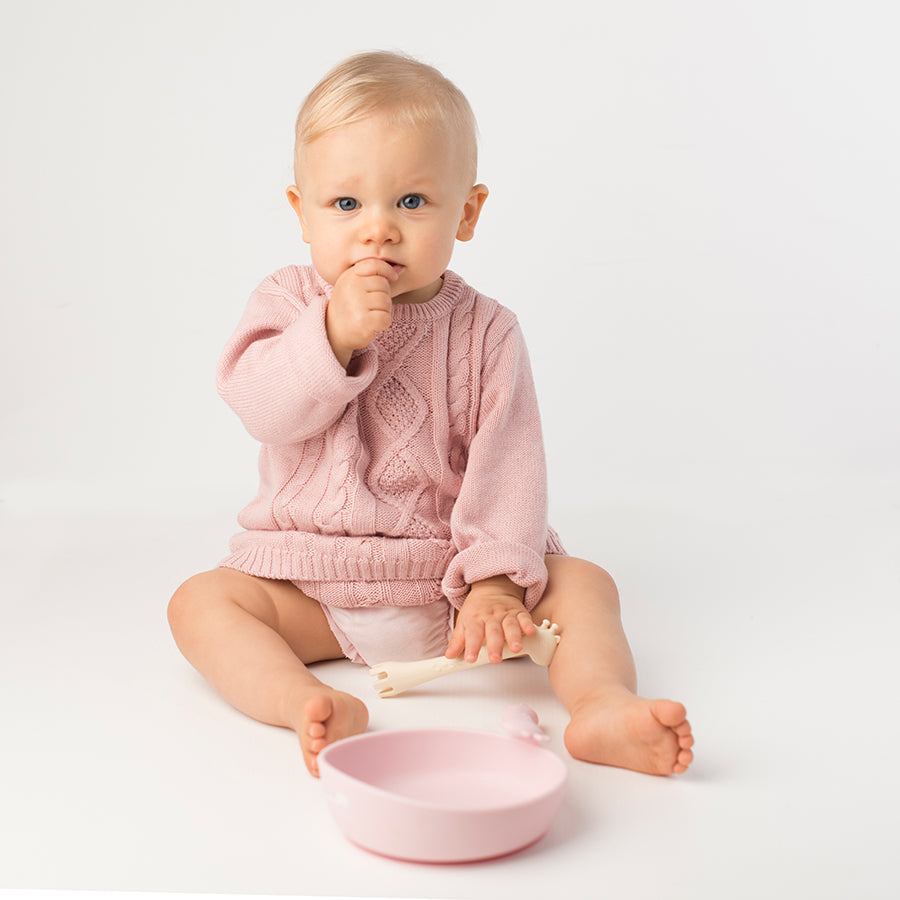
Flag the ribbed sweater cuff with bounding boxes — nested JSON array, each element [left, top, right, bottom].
[[441, 541, 549, 611]]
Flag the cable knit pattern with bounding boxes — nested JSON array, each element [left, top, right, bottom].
[[217, 266, 565, 610]]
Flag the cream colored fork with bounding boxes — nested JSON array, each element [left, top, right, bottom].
[[369, 619, 561, 697]]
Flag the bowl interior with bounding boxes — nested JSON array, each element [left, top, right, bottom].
[[320, 728, 566, 810]]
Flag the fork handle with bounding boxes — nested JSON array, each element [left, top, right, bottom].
[[435, 644, 527, 675], [375, 645, 527, 696]]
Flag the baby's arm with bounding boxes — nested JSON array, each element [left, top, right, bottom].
[[442, 317, 552, 635], [217, 269, 380, 444], [445, 575, 537, 664]]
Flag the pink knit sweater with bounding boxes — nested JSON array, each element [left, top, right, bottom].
[[217, 266, 564, 610]]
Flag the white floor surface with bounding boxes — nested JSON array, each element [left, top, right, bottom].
[[1, 469, 898, 899]]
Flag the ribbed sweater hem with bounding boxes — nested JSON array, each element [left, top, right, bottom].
[[220, 527, 568, 609], [221, 531, 455, 584]]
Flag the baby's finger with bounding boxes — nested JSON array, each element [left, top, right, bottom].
[[356, 275, 394, 303], [501, 613, 525, 654], [484, 618, 506, 663], [463, 620, 487, 663], [352, 257, 401, 282], [444, 620, 466, 659]]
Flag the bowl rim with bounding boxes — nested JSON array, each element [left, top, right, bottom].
[[318, 727, 568, 814]]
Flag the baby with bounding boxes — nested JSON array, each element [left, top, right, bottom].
[[168, 51, 693, 778]]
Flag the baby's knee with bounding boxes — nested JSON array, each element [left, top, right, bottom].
[[547, 555, 617, 591], [168, 569, 250, 627], [169, 567, 282, 632], [167, 571, 214, 633], [544, 556, 620, 612]]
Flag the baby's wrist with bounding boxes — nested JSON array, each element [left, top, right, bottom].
[[324, 311, 354, 368], [467, 574, 524, 603], [328, 337, 353, 370]]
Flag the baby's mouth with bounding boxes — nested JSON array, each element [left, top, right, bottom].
[[360, 256, 404, 275]]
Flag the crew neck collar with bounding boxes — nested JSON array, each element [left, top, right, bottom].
[[313, 268, 466, 323]]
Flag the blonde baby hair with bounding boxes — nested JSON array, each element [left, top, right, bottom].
[[294, 50, 478, 183]]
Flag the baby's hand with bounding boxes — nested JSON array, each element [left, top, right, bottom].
[[445, 575, 536, 664], [326, 259, 399, 368]]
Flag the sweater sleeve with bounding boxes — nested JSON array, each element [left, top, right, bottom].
[[216, 270, 377, 445], [441, 319, 550, 611]]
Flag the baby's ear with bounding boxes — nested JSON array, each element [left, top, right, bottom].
[[456, 184, 489, 242], [286, 185, 311, 243]]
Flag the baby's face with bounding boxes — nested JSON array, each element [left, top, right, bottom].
[[289, 114, 487, 304]]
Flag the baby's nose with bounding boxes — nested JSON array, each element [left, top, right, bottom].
[[360, 207, 399, 243]]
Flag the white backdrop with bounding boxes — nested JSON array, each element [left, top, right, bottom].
[[2, 0, 897, 513]]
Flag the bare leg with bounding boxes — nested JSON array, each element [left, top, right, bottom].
[[167, 568, 368, 776], [532, 556, 694, 775]]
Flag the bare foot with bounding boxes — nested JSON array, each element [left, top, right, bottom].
[[564, 691, 694, 775], [290, 688, 369, 777]]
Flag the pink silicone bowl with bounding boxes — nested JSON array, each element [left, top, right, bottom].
[[318, 728, 567, 863]]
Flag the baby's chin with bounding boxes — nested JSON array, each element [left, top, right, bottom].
[[392, 274, 444, 305]]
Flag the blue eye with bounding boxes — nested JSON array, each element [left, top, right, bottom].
[[335, 197, 358, 211], [399, 194, 425, 210]]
